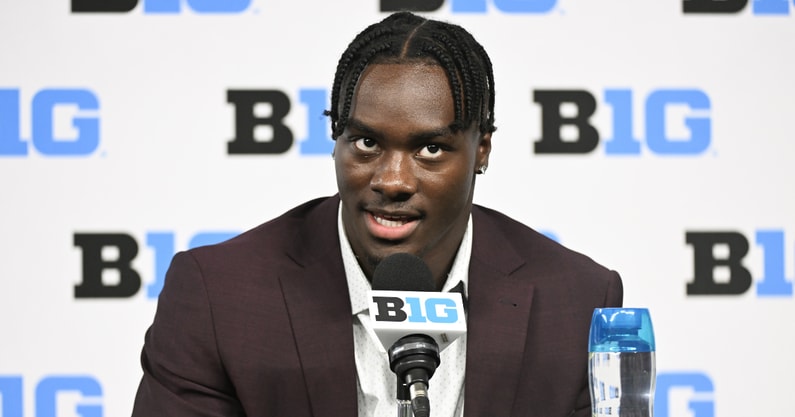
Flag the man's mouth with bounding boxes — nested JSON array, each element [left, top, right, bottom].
[[373, 214, 411, 228], [366, 211, 420, 240]]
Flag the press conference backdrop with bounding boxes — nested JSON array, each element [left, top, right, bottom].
[[1, 1, 793, 416]]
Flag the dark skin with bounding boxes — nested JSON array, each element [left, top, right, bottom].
[[334, 62, 492, 290]]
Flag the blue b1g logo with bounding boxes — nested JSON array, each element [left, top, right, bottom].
[[381, 0, 557, 13], [656, 372, 714, 417], [533, 88, 711, 156], [71, 0, 251, 13], [684, 0, 794, 15], [0, 375, 103, 417], [0, 89, 100, 157], [73, 230, 238, 300], [372, 295, 460, 324], [686, 229, 794, 297], [227, 89, 333, 156]]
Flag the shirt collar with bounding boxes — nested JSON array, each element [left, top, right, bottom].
[[339, 202, 472, 316]]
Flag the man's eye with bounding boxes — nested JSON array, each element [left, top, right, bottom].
[[418, 144, 444, 159], [353, 137, 378, 152]]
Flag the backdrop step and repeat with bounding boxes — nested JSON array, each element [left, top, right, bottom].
[[1, 1, 793, 416]]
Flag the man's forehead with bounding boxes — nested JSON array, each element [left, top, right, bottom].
[[346, 116, 457, 139]]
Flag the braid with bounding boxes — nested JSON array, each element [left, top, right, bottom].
[[338, 41, 394, 136], [327, 27, 395, 135], [420, 41, 465, 127], [429, 30, 475, 128], [467, 34, 496, 133], [326, 11, 496, 139]]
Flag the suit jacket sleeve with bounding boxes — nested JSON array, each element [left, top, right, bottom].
[[131, 251, 244, 417]]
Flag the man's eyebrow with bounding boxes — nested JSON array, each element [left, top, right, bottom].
[[346, 117, 454, 141], [346, 118, 379, 136], [410, 126, 454, 141]]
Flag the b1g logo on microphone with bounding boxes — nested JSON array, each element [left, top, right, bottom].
[[73, 230, 238, 300], [369, 290, 467, 350], [686, 230, 794, 297], [533, 89, 711, 156], [0, 88, 100, 157], [380, 0, 557, 13], [71, 0, 252, 13], [372, 294, 460, 324], [227, 89, 333, 156], [684, 0, 794, 15], [0, 375, 103, 417], [655, 372, 714, 417]]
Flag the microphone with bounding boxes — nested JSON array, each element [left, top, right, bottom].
[[369, 253, 467, 417]]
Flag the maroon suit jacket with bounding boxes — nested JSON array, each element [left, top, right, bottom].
[[132, 195, 623, 417]]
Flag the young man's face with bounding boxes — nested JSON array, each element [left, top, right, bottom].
[[334, 62, 491, 287]]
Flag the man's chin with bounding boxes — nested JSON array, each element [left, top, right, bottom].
[[359, 246, 419, 277]]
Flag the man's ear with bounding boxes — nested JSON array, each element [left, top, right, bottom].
[[477, 131, 492, 171]]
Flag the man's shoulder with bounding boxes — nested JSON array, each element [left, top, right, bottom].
[[188, 195, 339, 264], [246, 195, 339, 235], [472, 204, 615, 278], [471, 204, 552, 248]]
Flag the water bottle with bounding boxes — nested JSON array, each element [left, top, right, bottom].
[[588, 308, 656, 417]]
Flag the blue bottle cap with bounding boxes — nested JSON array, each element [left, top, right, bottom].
[[588, 308, 655, 352]]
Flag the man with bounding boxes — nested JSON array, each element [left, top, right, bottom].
[[132, 11, 622, 417]]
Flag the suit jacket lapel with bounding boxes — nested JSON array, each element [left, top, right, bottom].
[[276, 196, 358, 417], [464, 207, 536, 417], [274, 199, 536, 416]]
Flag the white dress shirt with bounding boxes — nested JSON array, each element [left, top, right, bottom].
[[339, 204, 470, 417]]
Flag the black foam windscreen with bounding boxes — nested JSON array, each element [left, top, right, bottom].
[[372, 253, 435, 292]]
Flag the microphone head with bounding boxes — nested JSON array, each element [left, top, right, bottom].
[[372, 253, 434, 292], [367, 252, 466, 352]]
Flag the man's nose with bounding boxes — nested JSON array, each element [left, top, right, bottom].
[[370, 151, 417, 201]]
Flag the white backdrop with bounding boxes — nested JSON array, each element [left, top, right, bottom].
[[1, 1, 793, 416]]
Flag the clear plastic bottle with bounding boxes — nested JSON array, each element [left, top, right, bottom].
[[588, 308, 656, 417]]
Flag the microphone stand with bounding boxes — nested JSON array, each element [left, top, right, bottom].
[[396, 377, 412, 417], [389, 335, 440, 417]]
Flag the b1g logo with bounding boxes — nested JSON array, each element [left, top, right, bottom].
[[369, 290, 467, 349], [381, 0, 557, 13], [656, 372, 714, 417], [71, 0, 251, 13], [0, 375, 103, 417], [534, 89, 711, 156], [73, 231, 237, 300], [0, 89, 100, 157], [227, 89, 333, 156], [684, 0, 794, 15], [372, 295, 460, 324], [686, 230, 794, 296]]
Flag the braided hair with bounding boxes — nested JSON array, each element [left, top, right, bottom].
[[325, 12, 496, 139]]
